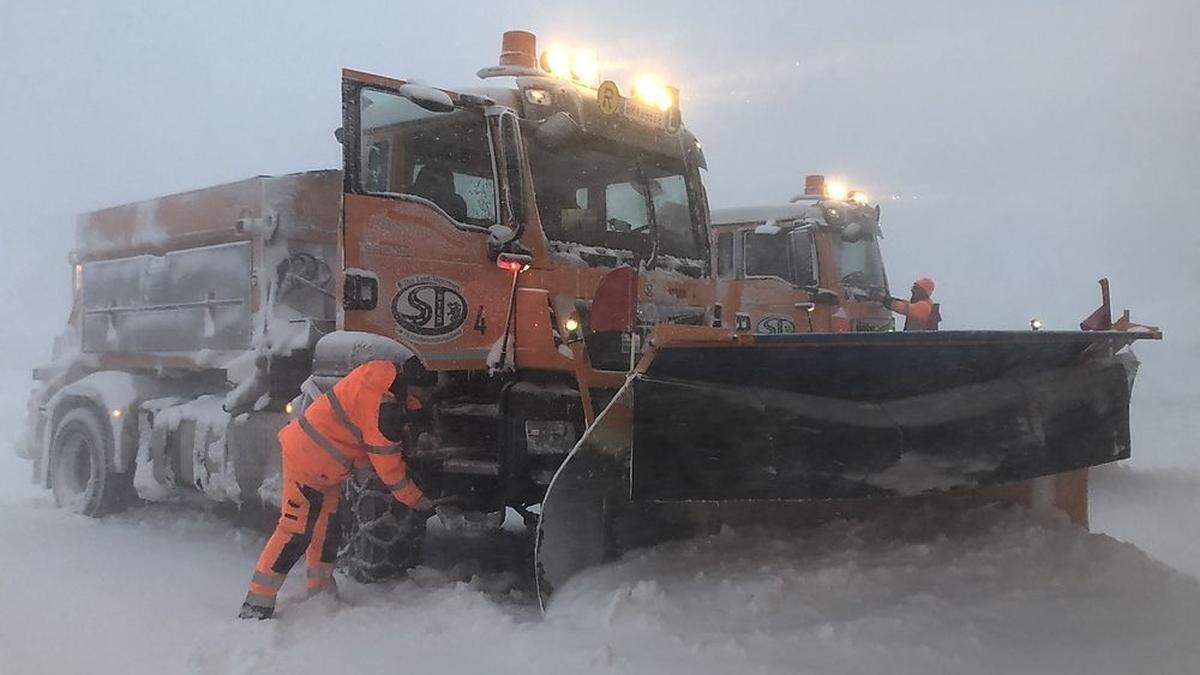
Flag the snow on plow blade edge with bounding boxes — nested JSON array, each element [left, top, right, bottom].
[[535, 331, 1152, 609]]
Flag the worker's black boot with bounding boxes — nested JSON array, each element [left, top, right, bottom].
[[238, 602, 274, 620]]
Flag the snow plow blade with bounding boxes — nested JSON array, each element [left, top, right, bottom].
[[536, 329, 1156, 608]]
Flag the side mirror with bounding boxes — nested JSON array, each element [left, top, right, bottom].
[[840, 221, 866, 242], [754, 221, 782, 235], [534, 112, 582, 149], [398, 84, 455, 113], [499, 112, 527, 234]]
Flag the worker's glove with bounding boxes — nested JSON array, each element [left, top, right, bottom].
[[880, 296, 897, 309], [412, 493, 457, 517]]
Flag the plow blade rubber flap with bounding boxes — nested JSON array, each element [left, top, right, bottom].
[[536, 379, 637, 610], [536, 331, 1149, 608]]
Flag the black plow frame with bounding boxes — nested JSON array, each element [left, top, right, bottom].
[[535, 330, 1155, 609]]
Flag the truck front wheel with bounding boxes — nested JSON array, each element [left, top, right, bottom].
[[338, 471, 426, 583], [49, 407, 135, 516]]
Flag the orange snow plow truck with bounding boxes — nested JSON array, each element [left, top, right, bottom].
[[17, 31, 1159, 607]]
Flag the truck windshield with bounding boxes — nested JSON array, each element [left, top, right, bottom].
[[833, 237, 888, 291], [358, 88, 497, 227], [528, 140, 704, 261]]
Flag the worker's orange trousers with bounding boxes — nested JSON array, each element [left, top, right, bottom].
[[243, 459, 341, 613]]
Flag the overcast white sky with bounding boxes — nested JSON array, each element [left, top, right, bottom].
[[0, 1, 1196, 415]]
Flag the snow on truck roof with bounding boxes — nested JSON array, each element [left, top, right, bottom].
[[75, 170, 342, 257], [80, 169, 340, 217], [711, 199, 822, 226]]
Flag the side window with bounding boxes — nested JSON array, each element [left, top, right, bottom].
[[407, 163, 497, 225], [790, 229, 817, 286], [454, 173, 498, 222], [744, 232, 791, 282], [357, 87, 496, 227], [716, 232, 734, 279]]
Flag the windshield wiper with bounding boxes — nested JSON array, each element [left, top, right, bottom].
[[634, 163, 661, 267]]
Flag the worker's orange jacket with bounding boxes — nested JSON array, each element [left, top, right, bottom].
[[277, 360, 427, 508], [891, 299, 941, 331]]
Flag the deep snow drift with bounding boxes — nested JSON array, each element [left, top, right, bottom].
[[3, 366, 1199, 674], [3, 437, 1200, 674]]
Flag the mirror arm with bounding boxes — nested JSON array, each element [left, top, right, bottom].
[[801, 286, 840, 305]]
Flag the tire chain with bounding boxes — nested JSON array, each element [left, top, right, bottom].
[[336, 471, 426, 583]]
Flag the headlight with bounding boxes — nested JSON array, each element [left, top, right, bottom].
[[541, 45, 571, 79], [571, 49, 599, 86], [825, 180, 849, 201], [633, 73, 676, 111]]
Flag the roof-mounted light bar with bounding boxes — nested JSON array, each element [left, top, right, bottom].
[[803, 174, 871, 205], [479, 30, 684, 132], [539, 45, 600, 87]]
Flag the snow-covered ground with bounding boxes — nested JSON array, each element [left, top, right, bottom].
[[2, 381, 1199, 674]]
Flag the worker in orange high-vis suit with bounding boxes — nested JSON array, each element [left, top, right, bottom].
[[239, 357, 436, 620], [882, 277, 941, 331]]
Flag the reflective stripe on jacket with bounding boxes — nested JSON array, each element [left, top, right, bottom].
[[277, 360, 425, 507]]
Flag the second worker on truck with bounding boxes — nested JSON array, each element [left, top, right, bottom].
[[882, 277, 941, 331], [239, 356, 436, 620]]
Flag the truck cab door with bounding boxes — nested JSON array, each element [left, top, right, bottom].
[[736, 226, 822, 334], [338, 70, 513, 370]]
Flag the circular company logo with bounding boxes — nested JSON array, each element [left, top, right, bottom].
[[756, 315, 796, 334], [391, 275, 468, 343]]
